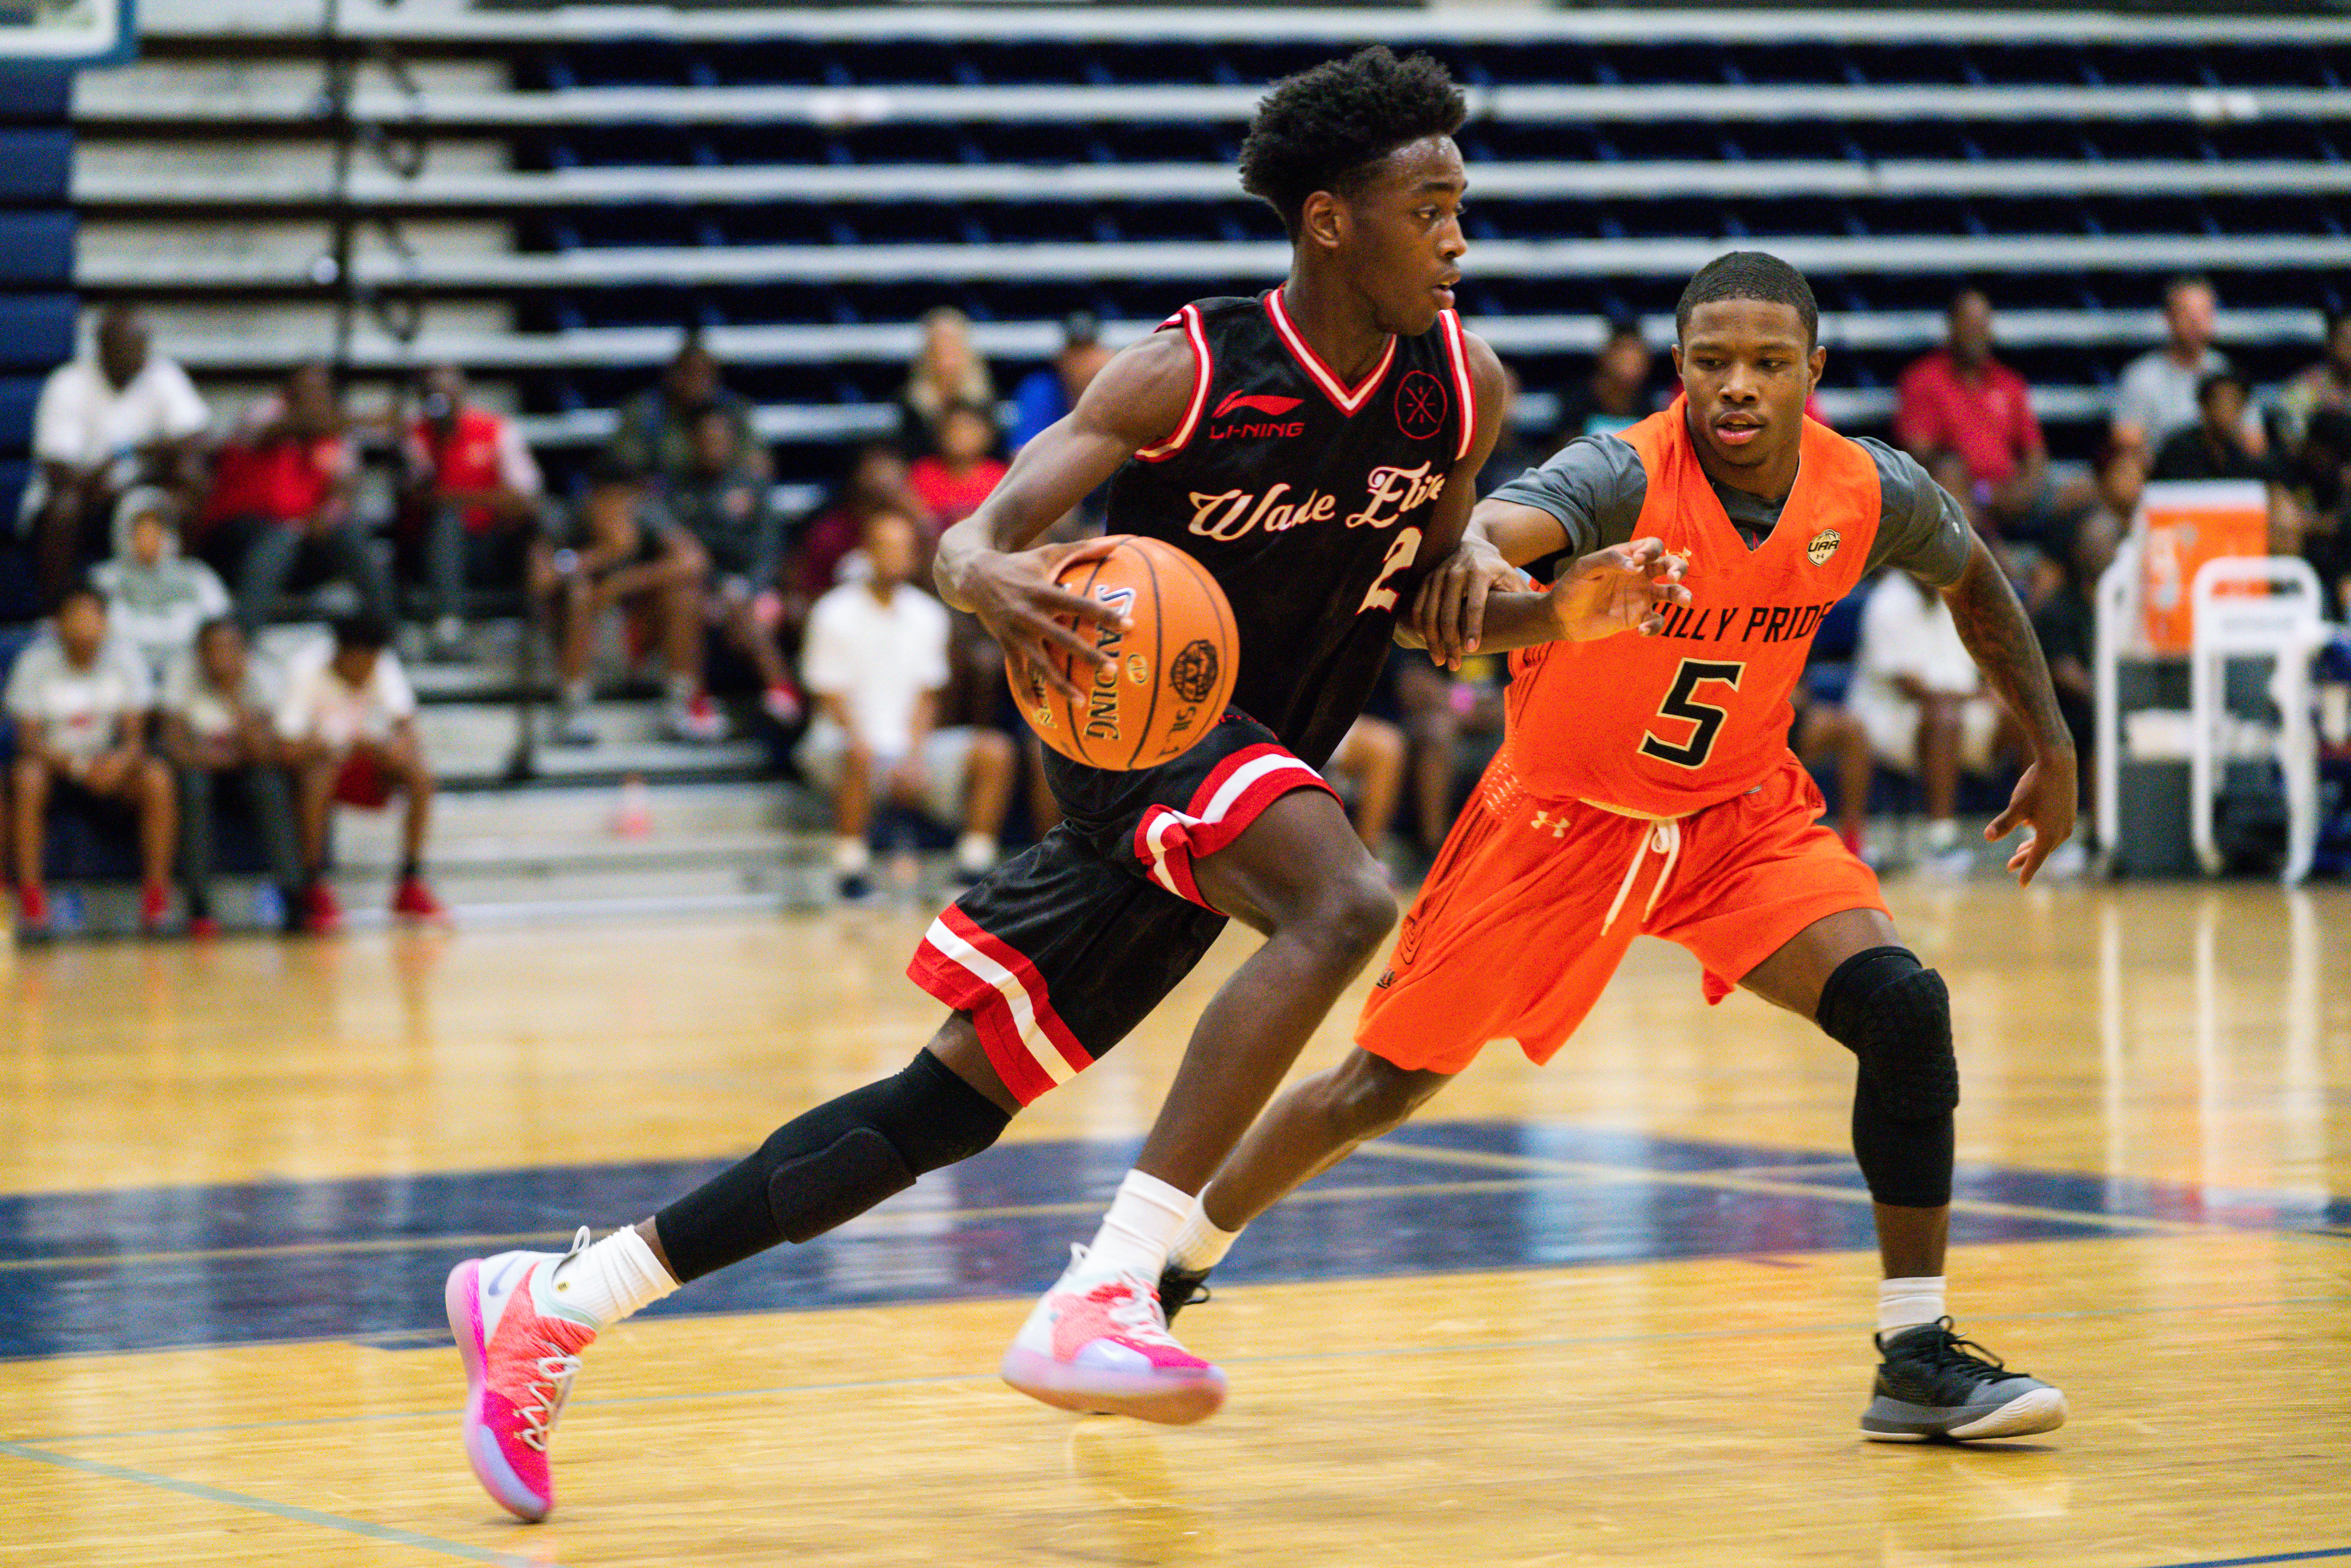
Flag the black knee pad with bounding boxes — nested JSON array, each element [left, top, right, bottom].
[[1817, 946, 1958, 1119]]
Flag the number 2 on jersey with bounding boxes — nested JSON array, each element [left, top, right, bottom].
[[1639, 659, 1745, 769], [1356, 526, 1423, 615]]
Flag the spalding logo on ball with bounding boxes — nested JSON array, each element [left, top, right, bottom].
[[1014, 535, 1240, 771]]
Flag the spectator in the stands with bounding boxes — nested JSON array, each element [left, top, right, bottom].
[[2284, 407, 2351, 619], [1848, 571, 2019, 877], [1560, 323, 1660, 440], [609, 334, 764, 488], [544, 464, 723, 747], [1010, 312, 1114, 450], [22, 305, 210, 611], [402, 363, 545, 654], [198, 363, 396, 632], [1897, 286, 2091, 544], [906, 400, 1009, 526], [1791, 683, 1877, 862], [276, 614, 443, 934], [2079, 442, 2148, 546], [786, 442, 924, 614], [2274, 307, 2351, 455], [662, 405, 801, 728], [2113, 275, 2264, 459], [2151, 371, 2282, 486], [2029, 512, 2118, 867], [797, 508, 1013, 901], [162, 616, 302, 937], [1392, 648, 1506, 856], [90, 487, 230, 684], [6, 585, 175, 935], [900, 306, 994, 448], [1325, 716, 1406, 858]]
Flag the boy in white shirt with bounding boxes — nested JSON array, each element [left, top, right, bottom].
[[796, 509, 1014, 900], [162, 617, 303, 936], [91, 487, 232, 683], [275, 614, 444, 932], [1849, 571, 2018, 870], [5, 585, 177, 933]]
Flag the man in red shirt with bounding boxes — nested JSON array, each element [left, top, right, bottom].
[[1896, 288, 2090, 546], [402, 364, 546, 651]]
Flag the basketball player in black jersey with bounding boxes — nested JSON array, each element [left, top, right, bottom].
[[444, 48, 1689, 1520]]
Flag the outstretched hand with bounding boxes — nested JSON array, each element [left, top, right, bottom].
[[962, 536, 1128, 701], [1985, 750, 2078, 887], [1550, 537, 1693, 643]]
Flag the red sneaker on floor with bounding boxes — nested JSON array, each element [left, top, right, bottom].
[[187, 915, 221, 939], [392, 876, 447, 921], [760, 680, 803, 727], [304, 881, 346, 935], [14, 883, 48, 933], [138, 883, 171, 934]]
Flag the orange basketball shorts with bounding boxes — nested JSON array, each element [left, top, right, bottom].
[[1357, 749, 1887, 1076]]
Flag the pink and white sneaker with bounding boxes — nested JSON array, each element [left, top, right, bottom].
[[1000, 1246, 1228, 1425], [445, 1227, 601, 1522]]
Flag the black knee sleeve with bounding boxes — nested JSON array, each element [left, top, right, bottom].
[[1817, 946, 1957, 1209], [654, 1049, 1010, 1281]]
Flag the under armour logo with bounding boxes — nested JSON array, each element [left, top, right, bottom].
[[1531, 811, 1568, 837]]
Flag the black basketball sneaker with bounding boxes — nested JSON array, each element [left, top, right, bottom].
[[1861, 1318, 2067, 1441]]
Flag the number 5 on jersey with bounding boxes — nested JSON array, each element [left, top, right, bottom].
[[1640, 659, 1745, 769]]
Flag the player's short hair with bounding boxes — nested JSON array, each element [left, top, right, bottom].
[[1675, 252, 1819, 349], [332, 613, 394, 654], [1238, 46, 1467, 242]]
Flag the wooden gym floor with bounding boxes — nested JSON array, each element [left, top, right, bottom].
[[0, 876, 2345, 1566]]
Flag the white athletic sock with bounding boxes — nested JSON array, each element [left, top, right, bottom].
[[543, 1226, 678, 1330], [1166, 1193, 1243, 1273], [833, 836, 871, 874], [954, 832, 997, 875], [1923, 818, 1961, 852], [1075, 1170, 1194, 1282], [1878, 1275, 1948, 1337]]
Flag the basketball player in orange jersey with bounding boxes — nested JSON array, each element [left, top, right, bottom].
[[1157, 253, 2078, 1444], [438, 49, 1692, 1522]]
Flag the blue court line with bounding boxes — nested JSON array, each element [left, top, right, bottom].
[[2142, 1549, 2351, 1568], [0, 1438, 535, 1565]]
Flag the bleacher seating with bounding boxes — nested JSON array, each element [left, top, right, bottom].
[[59, 4, 2351, 505]]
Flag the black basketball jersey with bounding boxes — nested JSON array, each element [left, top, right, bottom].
[[1095, 289, 1478, 771]]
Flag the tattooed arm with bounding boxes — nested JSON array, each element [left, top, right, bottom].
[[1939, 533, 2077, 885]]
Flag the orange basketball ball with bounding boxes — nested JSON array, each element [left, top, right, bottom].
[[1013, 535, 1239, 771]]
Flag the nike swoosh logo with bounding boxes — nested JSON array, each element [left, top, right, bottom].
[[485, 1258, 524, 1299]]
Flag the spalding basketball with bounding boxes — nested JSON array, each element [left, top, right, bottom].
[[1014, 535, 1239, 770]]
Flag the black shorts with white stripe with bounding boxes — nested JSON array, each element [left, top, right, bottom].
[[906, 710, 1335, 1105]]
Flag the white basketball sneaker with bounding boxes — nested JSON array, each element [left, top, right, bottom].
[[1001, 1245, 1228, 1425]]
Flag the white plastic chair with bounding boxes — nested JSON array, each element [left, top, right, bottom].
[[2092, 535, 2143, 861], [2189, 555, 2327, 884]]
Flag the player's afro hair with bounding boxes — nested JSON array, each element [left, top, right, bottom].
[[1238, 47, 1468, 242], [1676, 251, 1819, 348]]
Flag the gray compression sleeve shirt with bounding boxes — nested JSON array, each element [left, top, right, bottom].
[[1487, 429, 1975, 588]]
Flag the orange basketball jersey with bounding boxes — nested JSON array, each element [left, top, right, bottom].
[[1503, 397, 1880, 816]]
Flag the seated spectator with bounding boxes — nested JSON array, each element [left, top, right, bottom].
[[197, 363, 395, 632], [1010, 312, 1113, 450], [1848, 572, 2019, 875], [609, 334, 763, 488], [402, 364, 545, 653], [90, 487, 230, 683], [1791, 683, 1876, 861], [2076, 443, 2148, 548], [2275, 307, 2351, 456], [906, 401, 1009, 527], [1393, 649, 1506, 854], [276, 615, 442, 933], [2150, 371, 2298, 549], [661, 405, 800, 727], [900, 306, 994, 450], [22, 305, 209, 610], [1561, 324, 1660, 440], [2113, 275, 2264, 460], [2030, 513, 2120, 862], [545, 466, 722, 746], [785, 443, 926, 625], [1897, 287, 2092, 545], [162, 617, 302, 936], [5, 585, 175, 934], [1325, 715, 1406, 856], [2287, 407, 2351, 619], [796, 509, 1013, 900]]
